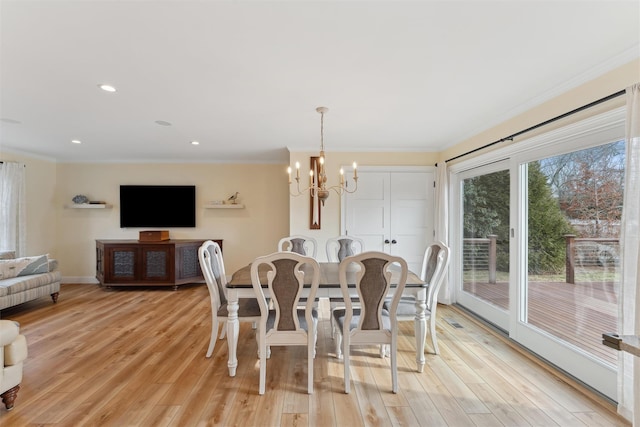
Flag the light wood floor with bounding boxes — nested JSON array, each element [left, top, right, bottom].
[[0, 283, 630, 427], [464, 279, 618, 364]]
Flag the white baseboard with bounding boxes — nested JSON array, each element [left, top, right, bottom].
[[62, 276, 99, 284]]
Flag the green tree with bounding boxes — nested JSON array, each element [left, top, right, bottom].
[[527, 161, 575, 274], [463, 170, 510, 271], [463, 163, 574, 274]]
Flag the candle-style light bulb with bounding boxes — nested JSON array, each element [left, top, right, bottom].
[[340, 168, 344, 185], [295, 162, 300, 180], [353, 162, 358, 179], [287, 166, 292, 184], [309, 169, 314, 187]]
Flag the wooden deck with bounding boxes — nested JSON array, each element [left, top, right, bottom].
[[463, 279, 618, 365]]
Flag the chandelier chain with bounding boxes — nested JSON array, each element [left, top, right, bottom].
[[320, 111, 325, 152]]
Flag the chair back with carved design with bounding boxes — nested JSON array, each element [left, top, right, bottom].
[[332, 251, 407, 394], [277, 235, 318, 258], [251, 251, 320, 395]]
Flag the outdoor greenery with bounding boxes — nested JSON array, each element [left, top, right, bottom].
[[462, 164, 573, 274], [463, 170, 510, 270], [463, 140, 625, 275], [527, 161, 575, 274]]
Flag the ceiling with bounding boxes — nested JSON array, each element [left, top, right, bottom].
[[1, 1, 638, 164]]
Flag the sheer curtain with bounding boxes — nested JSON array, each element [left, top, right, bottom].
[[0, 161, 26, 255], [434, 162, 450, 303], [619, 83, 640, 425]]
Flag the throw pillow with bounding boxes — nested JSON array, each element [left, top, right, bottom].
[[0, 254, 49, 280], [0, 251, 15, 260]]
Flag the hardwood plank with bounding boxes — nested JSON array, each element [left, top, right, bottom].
[[281, 413, 309, 427], [0, 283, 629, 427], [386, 405, 420, 427], [468, 412, 506, 426], [396, 368, 447, 427], [351, 351, 393, 427], [466, 383, 531, 427]]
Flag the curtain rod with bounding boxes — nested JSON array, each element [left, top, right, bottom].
[[444, 89, 626, 164]]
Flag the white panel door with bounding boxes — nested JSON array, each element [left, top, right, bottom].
[[344, 172, 390, 252], [390, 172, 432, 273], [343, 168, 434, 274]]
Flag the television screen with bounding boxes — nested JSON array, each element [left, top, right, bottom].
[[120, 185, 196, 228]]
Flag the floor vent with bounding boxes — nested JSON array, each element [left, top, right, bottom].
[[444, 318, 464, 328]]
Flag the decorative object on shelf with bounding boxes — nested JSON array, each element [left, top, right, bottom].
[[224, 192, 240, 205], [204, 203, 244, 209], [72, 194, 89, 204], [65, 203, 112, 209], [288, 107, 358, 209]]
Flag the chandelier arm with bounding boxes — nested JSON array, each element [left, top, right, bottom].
[[290, 180, 320, 197], [288, 106, 358, 201], [327, 179, 358, 195], [341, 180, 359, 194]]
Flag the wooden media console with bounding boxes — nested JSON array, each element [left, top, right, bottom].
[[96, 239, 222, 290]]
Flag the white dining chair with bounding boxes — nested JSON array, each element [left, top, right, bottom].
[[326, 235, 365, 337], [198, 240, 261, 358], [383, 241, 450, 355], [277, 235, 318, 258], [332, 251, 408, 394], [325, 235, 365, 262], [251, 251, 321, 395]]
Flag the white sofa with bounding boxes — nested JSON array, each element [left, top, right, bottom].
[[0, 251, 60, 311], [0, 320, 28, 410]]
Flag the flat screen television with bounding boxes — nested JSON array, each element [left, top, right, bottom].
[[120, 185, 196, 228]]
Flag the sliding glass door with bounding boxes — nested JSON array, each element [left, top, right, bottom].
[[451, 108, 625, 400], [454, 161, 510, 331], [513, 141, 623, 398]]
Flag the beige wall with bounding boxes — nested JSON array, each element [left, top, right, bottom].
[[55, 162, 289, 280], [440, 59, 640, 165], [0, 154, 290, 281], [2, 60, 637, 281], [287, 151, 438, 260]]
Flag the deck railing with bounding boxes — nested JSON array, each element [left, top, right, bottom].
[[564, 234, 620, 284], [463, 234, 620, 285], [463, 235, 497, 283]]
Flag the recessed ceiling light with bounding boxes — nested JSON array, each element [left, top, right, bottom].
[[98, 84, 116, 92], [191, 141, 200, 145], [155, 120, 172, 126], [71, 139, 82, 144]]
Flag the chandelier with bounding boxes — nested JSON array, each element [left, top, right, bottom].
[[288, 107, 358, 206]]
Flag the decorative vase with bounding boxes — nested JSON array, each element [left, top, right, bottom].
[[337, 239, 354, 261]]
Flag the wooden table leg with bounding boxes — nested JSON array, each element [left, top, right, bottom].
[[414, 288, 427, 372], [226, 290, 240, 377]]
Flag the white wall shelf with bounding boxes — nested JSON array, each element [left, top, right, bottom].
[[204, 204, 245, 209], [65, 204, 112, 209]]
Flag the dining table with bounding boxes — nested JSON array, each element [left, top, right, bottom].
[[225, 261, 429, 377]]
